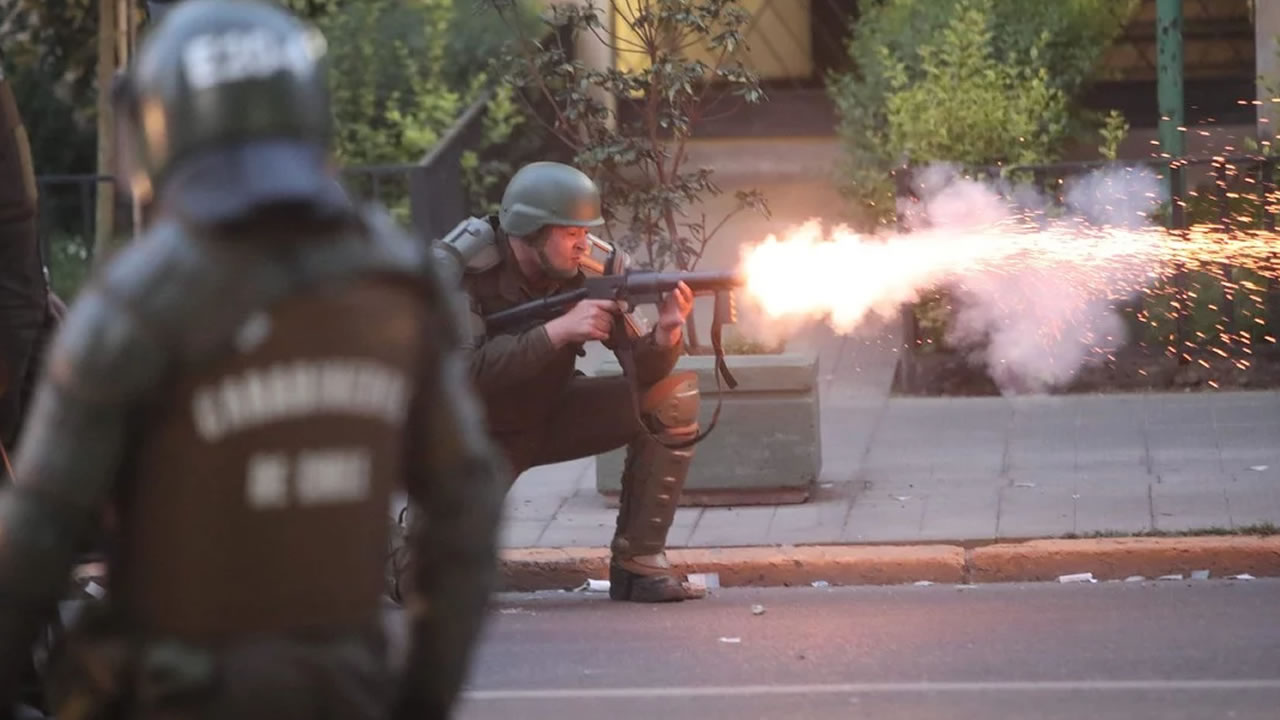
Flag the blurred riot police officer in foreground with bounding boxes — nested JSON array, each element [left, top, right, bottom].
[[0, 1, 508, 718]]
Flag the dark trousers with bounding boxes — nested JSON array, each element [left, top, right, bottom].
[[494, 375, 643, 482]]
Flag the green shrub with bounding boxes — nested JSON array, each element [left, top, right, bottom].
[[276, 0, 540, 222], [827, 0, 1138, 230]]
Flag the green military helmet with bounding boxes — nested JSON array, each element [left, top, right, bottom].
[[114, 0, 346, 226], [498, 161, 605, 238]]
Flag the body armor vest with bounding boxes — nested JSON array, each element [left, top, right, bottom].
[[119, 275, 424, 638], [117, 274, 426, 641]]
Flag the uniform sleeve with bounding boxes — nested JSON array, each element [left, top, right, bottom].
[[430, 245, 560, 394], [394, 259, 510, 720], [603, 310, 682, 387], [0, 283, 167, 704], [460, 293, 561, 393], [626, 324, 683, 386]]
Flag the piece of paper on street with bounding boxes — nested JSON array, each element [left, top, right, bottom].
[[1058, 572, 1096, 584], [688, 572, 721, 590]]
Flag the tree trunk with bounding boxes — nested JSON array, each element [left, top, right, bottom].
[[93, 0, 117, 266]]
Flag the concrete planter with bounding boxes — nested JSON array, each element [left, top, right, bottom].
[[594, 352, 822, 506]]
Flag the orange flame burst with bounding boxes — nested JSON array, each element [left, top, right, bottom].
[[739, 218, 1280, 337]]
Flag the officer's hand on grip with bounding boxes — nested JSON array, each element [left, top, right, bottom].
[[655, 281, 694, 348], [545, 299, 620, 348]]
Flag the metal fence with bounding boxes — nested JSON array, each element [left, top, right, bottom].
[[33, 89, 498, 297]]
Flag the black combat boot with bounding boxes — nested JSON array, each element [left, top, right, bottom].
[[608, 553, 707, 603]]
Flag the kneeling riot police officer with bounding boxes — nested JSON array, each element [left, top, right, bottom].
[[430, 161, 705, 603], [0, 1, 507, 718]]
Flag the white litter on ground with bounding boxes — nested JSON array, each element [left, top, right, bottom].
[[1058, 572, 1096, 584], [688, 572, 721, 590]]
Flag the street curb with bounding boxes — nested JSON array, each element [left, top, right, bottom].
[[498, 536, 1280, 591]]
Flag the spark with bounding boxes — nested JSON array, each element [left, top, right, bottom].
[[737, 212, 1280, 392]]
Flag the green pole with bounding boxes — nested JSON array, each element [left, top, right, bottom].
[[1156, 0, 1185, 211]]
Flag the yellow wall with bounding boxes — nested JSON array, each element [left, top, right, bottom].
[[611, 0, 814, 80]]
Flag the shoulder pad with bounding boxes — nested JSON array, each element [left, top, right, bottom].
[[439, 216, 500, 273], [45, 256, 172, 406]]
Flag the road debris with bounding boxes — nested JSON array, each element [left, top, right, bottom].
[[1058, 572, 1096, 584], [890, 495, 912, 502], [1231, 573, 1256, 580], [688, 572, 721, 590], [719, 637, 741, 644], [913, 580, 934, 586], [1013, 482, 1036, 488], [1248, 465, 1269, 472], [1158, 574, 1183, 581], [576, 579, 611, 593], [1124, 575, 1146, 582], [751, 604, 766, 616], [1190, 569, 1211, 580], [811, 580, 830, 588]]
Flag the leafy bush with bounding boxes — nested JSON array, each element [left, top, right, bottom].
[[8, 0, 540, 296], [828, 0, 1138, 230], [275, 0, 540, 222]]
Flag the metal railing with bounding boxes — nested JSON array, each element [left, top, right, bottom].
[[33, 89, 497, 293]]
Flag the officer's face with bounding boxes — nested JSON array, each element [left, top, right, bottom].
[[539, 225, 590, 279]]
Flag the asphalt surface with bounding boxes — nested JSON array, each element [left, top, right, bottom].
[[450, 579, 1280, 720]]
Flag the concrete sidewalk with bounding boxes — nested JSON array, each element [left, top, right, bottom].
[[500, 320, 1280, 551], [495, 136, 1278, 553]]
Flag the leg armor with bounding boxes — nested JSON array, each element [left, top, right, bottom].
[[609, 371, 705, 602]]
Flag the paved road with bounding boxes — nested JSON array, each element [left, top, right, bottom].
[[450, 579, 1280, 720]]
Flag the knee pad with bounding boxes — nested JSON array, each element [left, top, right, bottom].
[[640, 371, 699, 433]]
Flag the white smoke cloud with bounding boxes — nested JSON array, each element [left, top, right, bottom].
[[734, 162, 1171, 395], [910, 163, 1163, 395]]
